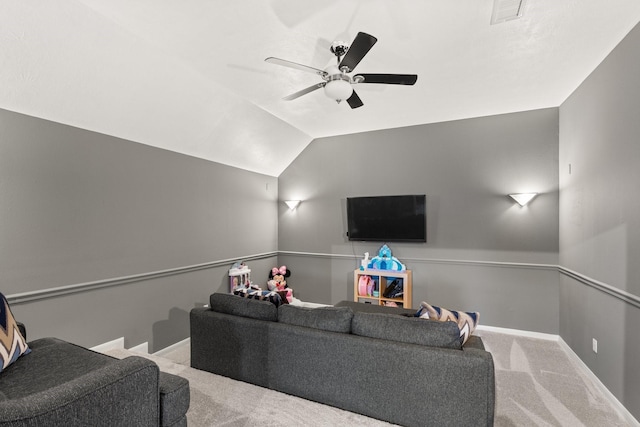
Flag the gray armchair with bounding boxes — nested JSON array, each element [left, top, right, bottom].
[[0, 327, 189, 426]]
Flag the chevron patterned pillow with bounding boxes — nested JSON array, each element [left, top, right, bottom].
[[1, 292, 31, 373], [416, 301, 479, 345]]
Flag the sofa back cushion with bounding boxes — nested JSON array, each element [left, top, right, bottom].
[[209, 293, 278, 322], [351, 312, 462, 349], [278, 305, 353, 333]]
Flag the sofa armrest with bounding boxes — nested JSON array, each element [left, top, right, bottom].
[[190, 307, 272, 388], [0, 356, 160, 426], [159, 371, 190, 427]]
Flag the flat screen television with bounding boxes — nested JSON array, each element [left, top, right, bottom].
[[346, 194, 426, 242]]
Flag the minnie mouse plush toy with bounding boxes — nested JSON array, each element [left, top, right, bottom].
[[268, 266, 292, 303]]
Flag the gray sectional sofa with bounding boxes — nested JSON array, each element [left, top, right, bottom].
[[0, 327, 190, 426], [190, 293, 495, 427]]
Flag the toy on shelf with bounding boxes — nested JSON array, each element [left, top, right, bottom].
[[359, 252, 370, 270], [267, 265, 293, 303], [367, 244, 406, 271], [229, 262, 253, 292], [357, 274, 376, 297]]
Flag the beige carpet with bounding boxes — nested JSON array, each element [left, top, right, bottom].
[[106, 330, 632, 426], [476, 330, 631, 426]]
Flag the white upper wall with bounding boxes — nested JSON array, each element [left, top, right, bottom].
[[1, 1, 639, 176]]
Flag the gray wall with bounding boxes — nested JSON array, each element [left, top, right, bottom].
[[278, 108, 560, 333], [1, 108, 278, 351], [559, 22, 640, 419], [3, 20, 638, 420]]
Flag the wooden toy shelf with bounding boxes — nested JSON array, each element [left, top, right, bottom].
[[353, 269, 412, 309]]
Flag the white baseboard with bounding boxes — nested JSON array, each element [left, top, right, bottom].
[[476, 324, 559, 341], [128, 341, 149, 354], [90, 336, 188, 357], [154, 337, 190, 357], [90, 337, 124, 352], [558, 338, 639, 426]]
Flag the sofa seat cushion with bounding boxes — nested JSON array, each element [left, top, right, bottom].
[[210, 292, 278, 322], [0, 338, 115, 399], [159, 371, 190, 427], [351, 312, 462, 349], [0, 340, 162, 426], [278, 305, 353, 333]]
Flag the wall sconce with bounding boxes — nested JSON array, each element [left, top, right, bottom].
[[284, 200, 301, 210], [509, 193, 537, 207]]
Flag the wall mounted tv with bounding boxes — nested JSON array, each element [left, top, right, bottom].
[[346, 194, 426, 242]]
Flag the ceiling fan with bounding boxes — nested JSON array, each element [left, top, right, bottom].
[[265, 32, 418, 109]]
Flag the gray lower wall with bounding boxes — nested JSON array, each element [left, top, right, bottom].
[[559, 22, 640, 419], [1, 108, 278, 351], [279, 252, 559, 333], [278, 108, 561, 333]]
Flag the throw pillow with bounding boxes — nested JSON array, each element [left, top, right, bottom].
[[233, 288, 284, 307], [415, 301, 479, 345], [1, 292, 31, 373]]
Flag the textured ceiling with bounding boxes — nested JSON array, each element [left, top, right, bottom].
[[2, 1, 640, 176]]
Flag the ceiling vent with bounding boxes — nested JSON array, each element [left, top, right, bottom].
[[491, 0, 527, 25]]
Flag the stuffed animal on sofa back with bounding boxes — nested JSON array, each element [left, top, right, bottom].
[[267, 266, 293, 303]]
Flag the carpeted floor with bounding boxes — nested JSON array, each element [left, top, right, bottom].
[[475, 330, 629, 426], [105, 330, 632, 426]]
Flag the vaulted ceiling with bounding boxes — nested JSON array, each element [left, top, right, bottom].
[[2, 1, 639, 176]]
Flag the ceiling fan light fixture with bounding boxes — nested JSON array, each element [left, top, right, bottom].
[[267, 32, 417, 108], [324, 78, 353, 101]]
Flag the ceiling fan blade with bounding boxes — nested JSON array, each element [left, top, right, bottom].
[[354, 74, 418, 85], [265, 57, 327, 77], [338, 32, 377, 73], [346, 90, 364, 109], [283, 82, 326, 100]]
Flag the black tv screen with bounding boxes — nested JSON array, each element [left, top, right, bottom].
[[346, 195, 426, 242]]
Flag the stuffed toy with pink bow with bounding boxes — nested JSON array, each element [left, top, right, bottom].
[[267, 266, 293, 303]]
